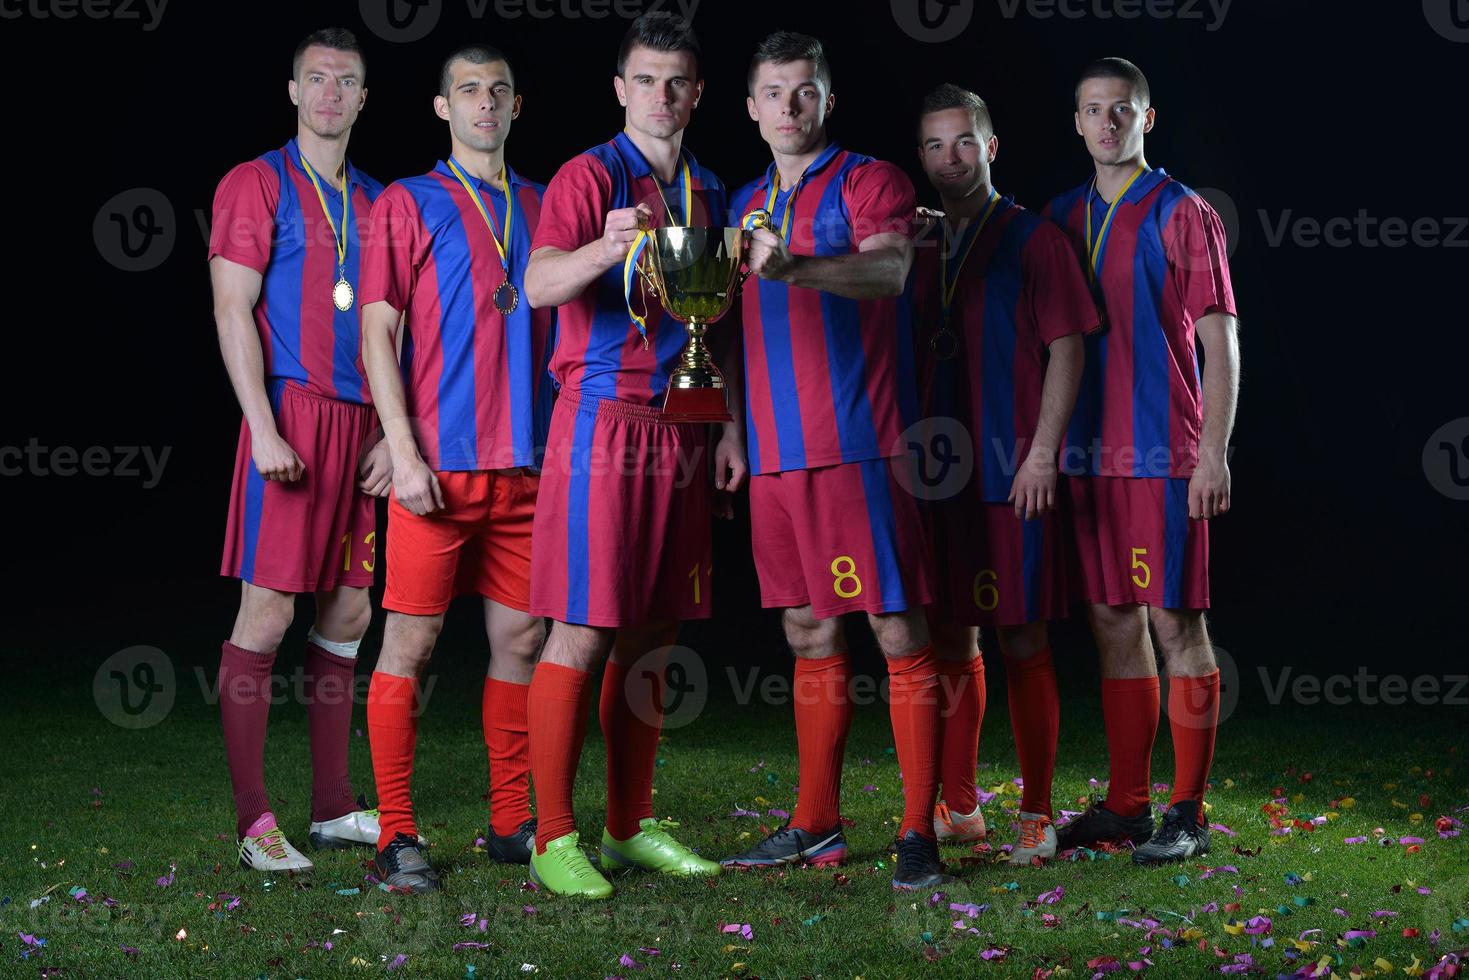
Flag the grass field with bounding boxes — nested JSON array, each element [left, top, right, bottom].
[[3, 620, 1467, 979]]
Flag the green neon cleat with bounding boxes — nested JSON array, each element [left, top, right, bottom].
[[528, 832, 614, 899], [600, 818, 722, 876]]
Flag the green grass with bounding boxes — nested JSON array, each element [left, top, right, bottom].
[[3, 633, 1467, 979]]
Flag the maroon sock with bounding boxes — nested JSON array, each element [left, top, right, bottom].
[[219, 641, 277, 838], [304, 642, 359, 823], [600, 658, 664, 840]]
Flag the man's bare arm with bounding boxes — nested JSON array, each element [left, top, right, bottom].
[[1190, 311, 1240, 519]]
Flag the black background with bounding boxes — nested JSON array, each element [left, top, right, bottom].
[[5, 0, 1467, 684]]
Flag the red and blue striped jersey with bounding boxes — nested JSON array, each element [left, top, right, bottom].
[[359, 161, 557, 471], [208, 138, 385, 404], [732, 144, 919, 475], [1044, 169, 1235, 478], [530, 132, 727, 405], [912, 196, 1099, 502]]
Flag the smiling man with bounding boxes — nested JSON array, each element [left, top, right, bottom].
[[358, 43, 558, 892], [1044, 57, 1240, 864], [209, 27, 388, 873]]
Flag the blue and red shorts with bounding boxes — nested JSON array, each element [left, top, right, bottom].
[[221, 380, 378, 594], [750, 457, 933, 620], [384, 469, 538, 616], [529, 390, 712, 628], [927, 494, 1069, 628], [1067, 475, 1209, 609]]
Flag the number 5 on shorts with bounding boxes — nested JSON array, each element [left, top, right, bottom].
[[1129, 546, 1151, 590], [831, 555, 863, 599]]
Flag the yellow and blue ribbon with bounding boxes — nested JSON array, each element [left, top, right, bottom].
[[1084, 164, 1147, 282], [622, 154, 693, 347]]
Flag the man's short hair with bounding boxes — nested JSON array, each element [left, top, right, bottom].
[[918, 83, 994, 141], [747, 31, 831, 96], [616, 11, 702, 77], [1074, 56, 1150, 109], [292, 27, 365, 82], [439, 43, 514, 97]]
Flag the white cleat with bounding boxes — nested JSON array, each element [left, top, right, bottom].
[[933, 801, 988, 843], [1008, 811, 1058, 865], [308, 808, 383, 850], [238, 812, 314, 872]]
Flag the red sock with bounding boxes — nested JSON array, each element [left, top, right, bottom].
[[304, 642, 358, 823], [1005, 649, 1060, 818], [528, 662, 595, 853], [219, 641, 277, 837], [483, 678, 533, 837], [367, 672, 420, 849], [600, 657, 664, 840], [887, 646, 942, 840], [1168, 670, 1219, 821], [936, 656, 986, 814], [790, 655, 852, 833], [1101, 675, 1160, 817]]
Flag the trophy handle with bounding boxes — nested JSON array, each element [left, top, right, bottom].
[[737, 209, 773, 290], [635, 258, 659, 299]]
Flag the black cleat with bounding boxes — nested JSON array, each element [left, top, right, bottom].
[[720, 824, 848, 868], [1131, 801, 1210, 865], [484, 817, 536, 865], [374, 832, 441, 893], [891, 829, 954, 891], [1055, 801, 1155, 851]]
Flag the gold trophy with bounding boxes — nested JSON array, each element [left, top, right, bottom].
[[635, 212, 770, 422]]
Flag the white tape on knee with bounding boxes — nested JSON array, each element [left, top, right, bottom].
[[307, 628, 361, 660]]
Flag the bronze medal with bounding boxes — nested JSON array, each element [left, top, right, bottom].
[[494, 280, 519, 315]]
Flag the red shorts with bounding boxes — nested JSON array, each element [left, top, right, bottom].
[[1067, 475, 1209, 609], [529, 390, 712, 628], [751, 458, 934, 620], [928, 496, 1069, 628], [384, 469, 539, 616], [221, 380, 378, 594]]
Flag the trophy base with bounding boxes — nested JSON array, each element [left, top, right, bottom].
[[662, 384, 732, 423]]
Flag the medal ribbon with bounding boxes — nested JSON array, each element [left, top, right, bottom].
[[1084, 164, 1147, 282], [939, 189, 1001, 324], [623, 152, 693, 345], [762, 164, 812, 244], [298, 152, 351, 280], [446, 157, 514, 284]]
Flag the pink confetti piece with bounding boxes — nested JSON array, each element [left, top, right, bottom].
[[618, 954, 643, 970], [1208, 822, 1237, 837], [728, 808, 759, 818], [1344, 836, 1369, 844], [1244, 915, 1272, 936], [1343, 929, 1376, 940], [637, 948, 660, 957], [155, 864, 176, 888], [976, 789, 998, 805], [980, 947, 1007, 960], [1372, 910, 1398, 918], [720, 923, 754, 941], [1036, 885, 1065, 905], [1399, 836, 1425, 845], [949, 902, 985, 917], [387, 954, 408, 971], [862, 784, 877, 792], [460, 913, 477, 927], [453, 942, 492, 951], [767, 808, 790, 819]]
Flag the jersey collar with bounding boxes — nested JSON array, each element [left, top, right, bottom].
[[434, 157, 523, 194], [756, 140, 843, 192]]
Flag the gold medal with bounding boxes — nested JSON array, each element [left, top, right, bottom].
[[930, 323, 960, 361], [494, 280, 519, 315], [333, 277, 355, 312]]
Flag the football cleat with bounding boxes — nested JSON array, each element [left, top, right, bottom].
[[529, 833, 614, 899], [1131, 801, 1210, 865], [308, 804, 382, 851], [238, 812, 314, 872], [600, 818, 721, 876], [719, 823, 848, 868], [1008, 812, 1058, 864], [933, 800, 988, 843], [1055, 801, 1154, 851], [484, 817, 536, 865], [891, 829, 954, 890], [373, 832, 440, 893]]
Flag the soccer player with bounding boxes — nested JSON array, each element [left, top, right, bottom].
[[519, 12, 740, 899], [1043, 58, 1239, 864], [718, 32, 950, 891], [358, 44, 557, 892], [911, 84, 1094, 864], [210, 28, 388, 872]]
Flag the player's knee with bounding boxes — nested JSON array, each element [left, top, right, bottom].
[[996, 622, 1047, 660], [783, 607, 839, 658], [870, 609, 929, 658], [929, 620, 978, 662], [382, 613, 443, 668], [1088, 602, 1146, 646], [237, 587, 296, 650], [1150, 607, 1206, 654], [502, 617, 546, 665]]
